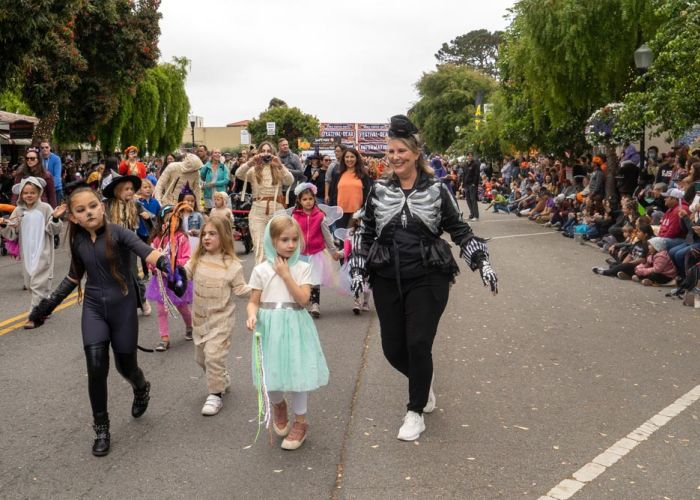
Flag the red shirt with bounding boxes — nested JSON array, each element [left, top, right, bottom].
[[658, 201, 688, 238], [119, 160, 146, 179]]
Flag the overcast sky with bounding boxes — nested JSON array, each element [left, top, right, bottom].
[[158, 0, 515, 127]]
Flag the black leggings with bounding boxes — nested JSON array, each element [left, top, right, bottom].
[[85, 342, 147, 423], [81, 287, 139, 353], [371, 272, 450, 413]]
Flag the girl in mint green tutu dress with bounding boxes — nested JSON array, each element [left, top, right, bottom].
[[246, 214, 329, 450]]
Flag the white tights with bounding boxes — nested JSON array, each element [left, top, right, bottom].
[[268, 391, 307, 416]]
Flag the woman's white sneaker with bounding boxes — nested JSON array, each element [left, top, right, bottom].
[[201, 394, 223, 416], [397, 411, 425, 441]]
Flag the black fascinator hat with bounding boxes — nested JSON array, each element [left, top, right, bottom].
[[388, 115, 419, 139]]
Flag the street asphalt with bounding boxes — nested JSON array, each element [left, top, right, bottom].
[[0, 201, 697, 500]]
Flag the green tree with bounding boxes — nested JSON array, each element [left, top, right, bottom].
[[449, 91, 507, 159], [0, 1, 161, 143], [498, 0, 663, 153], [619, 0, 700, 139], [268, 97, 288, 109], [409, 65, 496, 152], [247, 103, 320, 152], [55, 0, 161, 144], [0, 86, 33, 116], [96, 58, 190, 155], [435, 29, 502, 78]]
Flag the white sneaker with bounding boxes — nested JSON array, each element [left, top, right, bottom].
[[141, 301, 151, 316], [423, 381, 436, 413], [201, 394, 223, 416], [397, 410, 425, 441]]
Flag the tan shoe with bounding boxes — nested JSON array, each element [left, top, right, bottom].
[[281, 421, 308, 450], [272, 400, 290, 436]]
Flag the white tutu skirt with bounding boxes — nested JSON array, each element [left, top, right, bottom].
[[299, 251, 339, 288]]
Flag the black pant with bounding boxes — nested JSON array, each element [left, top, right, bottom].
[[372, 273, 450, 412], [85, 342, 147, 423], [465, 185, 479, 219], [602, 262, 636, 276], [310, 286, 320, 305]]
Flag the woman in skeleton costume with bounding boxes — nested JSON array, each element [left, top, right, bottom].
[[348, 115, 498, 442]]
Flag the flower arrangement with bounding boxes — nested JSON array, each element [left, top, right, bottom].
[[585, 103, 636, 146]]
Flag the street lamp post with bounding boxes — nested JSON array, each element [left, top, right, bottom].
[[189, 115, 196, 151], [634, 44, 653, 173]]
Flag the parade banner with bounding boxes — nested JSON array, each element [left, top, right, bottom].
[[319, 123, 356, 148], [357, 123, 389, 154]]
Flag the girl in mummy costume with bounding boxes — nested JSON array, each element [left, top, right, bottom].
[[349, 115, 498, 441], [29, 186, 181, 456]]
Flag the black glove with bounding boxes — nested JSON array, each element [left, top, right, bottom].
[[155, 255, 171, 275], [28, 276, 77, 325], [350, 268, 365, 300], [166, 265, 188, 298]]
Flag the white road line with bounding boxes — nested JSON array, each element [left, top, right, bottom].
[[490, 232, 557, 240], [472, 218, 532, 223], [539, 384, 700, 500]]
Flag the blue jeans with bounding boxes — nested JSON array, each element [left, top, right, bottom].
[[662, 237, 687, 251], [492, 203, 509, 213], [668, 241, 700, 278]]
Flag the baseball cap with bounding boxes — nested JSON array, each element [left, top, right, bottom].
[[661, 188, 684, 199]]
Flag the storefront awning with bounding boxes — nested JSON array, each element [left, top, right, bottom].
[[0, 132, 32, 146]]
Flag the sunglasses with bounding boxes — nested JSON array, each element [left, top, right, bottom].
[[323, 159, 331, 162], [26, 156, 38, 161]]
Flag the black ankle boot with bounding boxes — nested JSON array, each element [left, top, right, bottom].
[[132, 381, 151, 418], [92, 419, 110, 457]]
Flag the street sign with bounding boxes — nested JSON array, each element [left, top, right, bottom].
[[266, 122, 276, 136], [240, 129, 250, 145]]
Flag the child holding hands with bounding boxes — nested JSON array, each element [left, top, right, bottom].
[[184, 216, 250, 415]]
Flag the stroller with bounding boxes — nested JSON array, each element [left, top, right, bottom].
[[230, 192, 253, 254], [0, 202, 18, 257]]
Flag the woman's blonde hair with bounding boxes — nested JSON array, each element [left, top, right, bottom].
[[388, 135, 432, 175], [188, 216, 239, 275], [268, 215, 305, 253], [254, 141, 284, 185]]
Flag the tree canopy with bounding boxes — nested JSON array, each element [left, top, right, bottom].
[[409, 65, 496, 152], [435, 29, 502, 78], [490, 0, 664, 154], [619, 0, 700, 139], [0, 0, 162, 143], [96, 58, 191, 155], [247, 102, 320, 152]]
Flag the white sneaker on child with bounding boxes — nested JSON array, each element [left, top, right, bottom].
[[397, 411, 425, 441], [201, 394, 223, 416]]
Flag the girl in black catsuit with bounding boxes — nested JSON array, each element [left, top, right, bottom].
[[29, 187, 173, 457]]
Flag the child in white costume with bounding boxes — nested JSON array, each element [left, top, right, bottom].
[[246, 214, 329, 450], [0, 176, 64, 328]]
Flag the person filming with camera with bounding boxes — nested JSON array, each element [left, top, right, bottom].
[[235, 141, 294, 263]]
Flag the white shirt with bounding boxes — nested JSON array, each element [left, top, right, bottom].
[[249, 260, 312, 302]]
